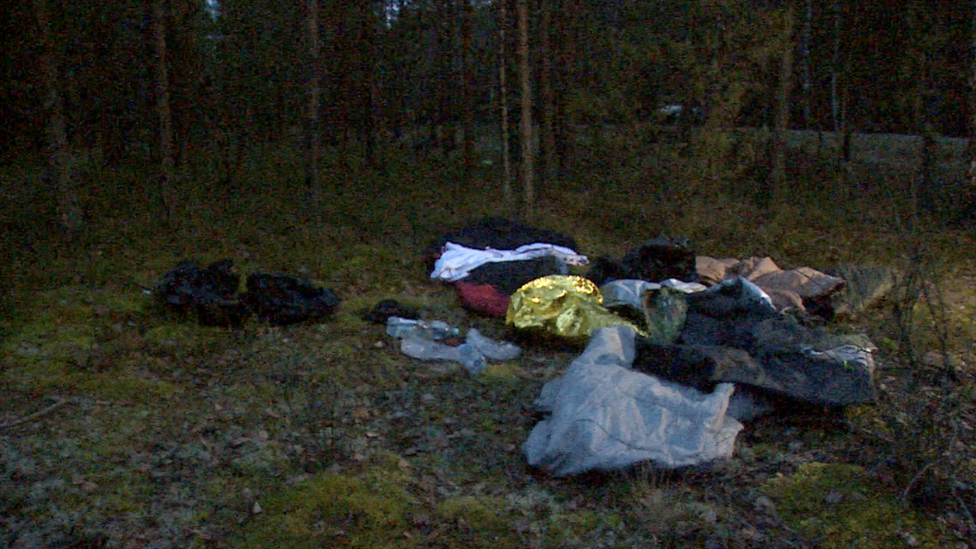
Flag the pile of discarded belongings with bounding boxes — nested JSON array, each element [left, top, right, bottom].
[[152, 259, 340, 327], [426, 216, 589, 316], [427, 218, 894, 476], [362, 298, 522, 375]]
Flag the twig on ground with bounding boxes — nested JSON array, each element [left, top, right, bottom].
[[954, 487, 976, 533], [0, 397, 71, 431], [902, 455, 947, 501]]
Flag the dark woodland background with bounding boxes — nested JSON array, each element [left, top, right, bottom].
[[3, 0, 976, 231]]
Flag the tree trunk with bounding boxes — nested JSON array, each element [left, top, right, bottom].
[[152, 0, 177, 225], [769, 2, 795, 202], [552, 0, 572, 179], [33, 0, 81, 235], [517, 0, 534, 210], [831, 0, 842, 131], [801, 0, 812, 129], [499, 0, 513, 206], [969, 0, 976, 191], [540, 0, 557, 187], [461, 0, 475, 181], [306, 0, 322, 203], [359, 1, 376, 169]]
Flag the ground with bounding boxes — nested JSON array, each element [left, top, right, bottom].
[[1, 135, 975, 548]]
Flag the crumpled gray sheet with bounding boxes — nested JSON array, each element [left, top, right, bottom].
[[524, 325, 743, 476], [600, 279, 707, 310]]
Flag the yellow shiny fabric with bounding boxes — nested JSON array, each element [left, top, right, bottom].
[[505, 275, 642, 339]]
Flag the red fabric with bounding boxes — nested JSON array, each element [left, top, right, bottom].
[[455, 281, 510, 317]]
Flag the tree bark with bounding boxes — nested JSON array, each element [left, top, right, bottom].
[[801, 0, 812, 129], [306, 0, 322, 202], [552, 0, 572, 179], [461, 0, 475, 181], [769, 2, 795, 201], [831, 0, 842, 132], [33, 0, 81, 235], [517, 0, 534, 210], [152, 0, 177, 225], [969, 0, 976, 191], [499, 0, 513, 206], [359, 1, 376, 169], [540, 0, 556, 187]]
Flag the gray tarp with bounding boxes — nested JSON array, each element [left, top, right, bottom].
[[524, 325, 743, 476]]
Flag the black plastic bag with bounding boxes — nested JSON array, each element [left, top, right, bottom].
[[153, 259, 250, 326], [243, 273, 340, 326], [586, 237, 698, 286]]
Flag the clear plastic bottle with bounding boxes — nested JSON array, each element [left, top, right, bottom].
[[466, 328, 521, 361], [386, 316, 461, 340], [399, 337, 486, 374]]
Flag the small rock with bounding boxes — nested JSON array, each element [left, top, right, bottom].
[[286, 473, 312, 485], [737, 525, 762, 542], [705, 536, 726, 549], [252, 501, 263, 515], [825, 490, 844, 504], [699, 506, 718, 523], [754, 495, 776, 514]]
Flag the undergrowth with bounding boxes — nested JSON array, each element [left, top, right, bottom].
[[2, 137, 974, 548]]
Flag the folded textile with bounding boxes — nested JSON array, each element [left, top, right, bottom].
[[696, 256, 845, 313], [431, 242, 589, 282]]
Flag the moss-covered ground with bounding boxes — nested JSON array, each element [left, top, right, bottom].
[[1, 140, 974, 548]]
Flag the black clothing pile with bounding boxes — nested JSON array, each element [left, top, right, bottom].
[[631, 277, 876, 409], [153, 260, 339, 327], [586, 236, 698, 286]]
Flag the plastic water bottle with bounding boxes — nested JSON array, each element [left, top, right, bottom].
[[466, 329, 521, 361], [386, 317, 460, 340], [399, 337, 486, 375]]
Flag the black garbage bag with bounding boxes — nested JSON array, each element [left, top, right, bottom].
[[587, 236, 698, 286], [363, 299, 420, 324], [243, 273, 340, 326], [153, 259, 251, 326]]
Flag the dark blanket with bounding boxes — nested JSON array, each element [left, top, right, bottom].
[[631, 278, 876, 408], [586, 236, 698, 286]]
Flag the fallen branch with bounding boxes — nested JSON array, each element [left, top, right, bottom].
[[902, 455, 947, 501], [0, 397, 70, 430]]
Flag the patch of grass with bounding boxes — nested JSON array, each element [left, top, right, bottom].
[[1, 286, 177, 401], [232, 455, 418, 549], [435, 495, 520, 547], [763, 462, 942, 549]]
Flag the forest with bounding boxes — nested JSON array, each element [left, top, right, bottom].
[[1, 1, 976, 548], [2, 0, 976, 223]]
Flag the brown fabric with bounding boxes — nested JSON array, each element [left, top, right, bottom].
[[696, 256, 846, 313]]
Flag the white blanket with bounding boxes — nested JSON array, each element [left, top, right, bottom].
[[430, 242, 589, 282]]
